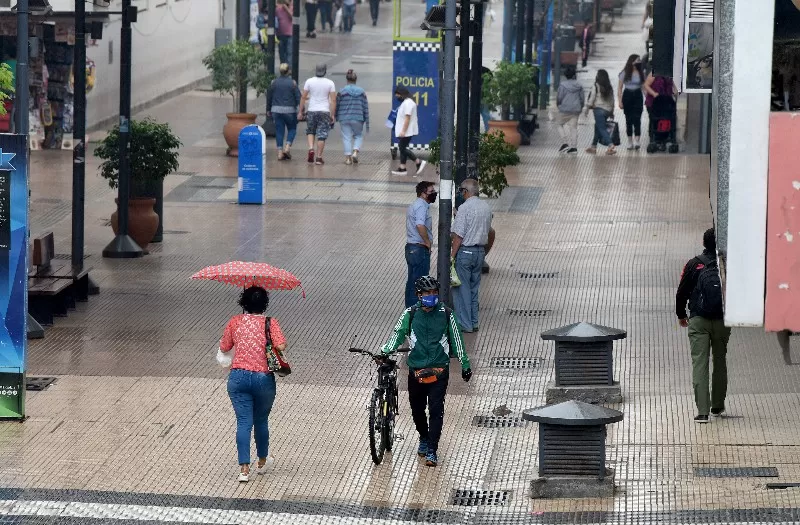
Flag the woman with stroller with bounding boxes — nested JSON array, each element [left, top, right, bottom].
[[584, 69, 617, 156], [617, 54, 645, 150], [644, 72, 678, 152]]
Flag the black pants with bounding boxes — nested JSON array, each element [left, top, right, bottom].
[[398, 136, 418, 164], [408, 368, 449, 453], [369, 0, 380, 22], [621, 88, 643, 137], [305, 2, 318, 33]]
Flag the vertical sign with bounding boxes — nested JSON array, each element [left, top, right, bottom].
[[0, 134, 27, 420], [392, 41, 440, 150], [238, 125, 267, 205]]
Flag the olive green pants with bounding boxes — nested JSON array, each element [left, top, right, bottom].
[[688, 316, 731, 416]]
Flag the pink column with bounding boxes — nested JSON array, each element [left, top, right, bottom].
[[765, 113, 800, 332]]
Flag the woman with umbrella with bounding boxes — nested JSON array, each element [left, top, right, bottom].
[[219, 286, 287, 482], [194, 261, 303, 483]]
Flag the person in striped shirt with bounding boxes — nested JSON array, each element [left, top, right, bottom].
[[381, 275, 472, 467]]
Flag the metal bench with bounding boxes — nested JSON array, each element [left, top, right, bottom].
[[28, 232, 91, 325]]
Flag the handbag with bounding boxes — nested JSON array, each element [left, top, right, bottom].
[[413, 367, 445, 384], [607, 118, 621, 146], [265, 317, 292, 377]]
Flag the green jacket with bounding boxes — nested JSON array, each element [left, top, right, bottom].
[[381, 303, 470, 370]]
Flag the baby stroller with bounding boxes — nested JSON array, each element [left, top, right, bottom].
[[646, 95, 679, 154]]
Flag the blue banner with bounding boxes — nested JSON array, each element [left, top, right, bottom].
[[0, 134, 27, 420], [238, 125, 267, 205], [392, 41, 440, 149]]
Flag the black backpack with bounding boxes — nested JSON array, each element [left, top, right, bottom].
[[691, 254, 724, 318], [408, 304, 458, 358]]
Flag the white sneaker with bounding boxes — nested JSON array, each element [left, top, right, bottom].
[[256, 456, 275, 474], [238, 471, 249, 482], [416, 160, 428, 173]]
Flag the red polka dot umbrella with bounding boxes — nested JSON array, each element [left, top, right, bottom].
[[191, 261, 305, 298]]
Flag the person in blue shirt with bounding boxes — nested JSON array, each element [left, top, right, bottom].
[[404, 181, 437, 307]]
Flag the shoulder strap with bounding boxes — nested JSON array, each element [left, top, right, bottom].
[[264, 317, 273, 347], [697, 254, 715, 267], [408, 305, 417, 329]]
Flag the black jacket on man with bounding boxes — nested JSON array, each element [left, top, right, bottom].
[[675, 249, 721, 320]]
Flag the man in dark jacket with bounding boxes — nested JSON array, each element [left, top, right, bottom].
[[675, 228, 731, 424]]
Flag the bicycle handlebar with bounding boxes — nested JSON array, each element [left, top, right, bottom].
[[348, 347, 410, 358]]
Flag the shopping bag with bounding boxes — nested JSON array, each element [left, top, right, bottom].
[[334, 8, 343, 30], [607, 119, 621, 146], [265, 317, 292, 377], [216, 347, 233, 368], [450, 259, 462, 287]]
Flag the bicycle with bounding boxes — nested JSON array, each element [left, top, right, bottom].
[[349, 347, 409, 464]]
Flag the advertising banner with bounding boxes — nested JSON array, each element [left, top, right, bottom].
[[392, 41, 440, 150], [0, 134, 28, 420], [238, 125, 267, 205]]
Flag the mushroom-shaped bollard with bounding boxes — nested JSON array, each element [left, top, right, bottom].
[[523, 400, 624, 499], [540, 322, 627, 404]]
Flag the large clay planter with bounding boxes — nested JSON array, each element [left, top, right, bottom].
[[487, 120, 522, 148], [223, 113, 257, 157], [111, 197, 159, 252]]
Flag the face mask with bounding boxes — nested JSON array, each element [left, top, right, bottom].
[[427, 191, 438, 203], [420, 294, 439, 308]]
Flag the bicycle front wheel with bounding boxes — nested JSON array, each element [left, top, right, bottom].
[[369, 389, 386, 464]]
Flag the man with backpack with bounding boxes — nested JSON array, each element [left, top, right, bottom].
[[675, 228, 731, 424], [381, 276, 472, 467]]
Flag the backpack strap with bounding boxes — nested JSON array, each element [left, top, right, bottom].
[[697, 254, 715, 267]]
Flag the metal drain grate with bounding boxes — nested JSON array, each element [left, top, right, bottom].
[[519, 272, 559, 279], [767, 483, 800, 489], [26, 377, 57, 391], [451, 489, 510, 506], [491, 357, 540, 369], [695, 467, 779, 478], [508, 309, 550, 317], [472, 415, 528, 428]]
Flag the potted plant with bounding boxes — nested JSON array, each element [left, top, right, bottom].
[[95, 118, 182, 251], [202, 39, 273, 156], [428, 130, 520, 198], [482, 61, 537, 147]]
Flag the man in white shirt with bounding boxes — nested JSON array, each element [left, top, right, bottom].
[[391, 87, 427, 176], [299, 64, 336, 165]]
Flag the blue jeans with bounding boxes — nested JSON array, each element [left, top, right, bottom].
[[318, 1, 333, 29], [453, 246, 485, 330], [405, 243, 431, 308], [277, 35, 292, 66], [227, 369, 277, 465], [340, 121, 364, 155], [481, 106, 491, 131], [592, 108, 613, 146], [274, 112, 297, 149], [343, 4, 356, 31]]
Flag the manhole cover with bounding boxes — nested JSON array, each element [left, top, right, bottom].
[[26, 377, 57, 391], [472, 415, 527, 428], [491, 357, 540, 369], [695, 467, 779, 478], [519, 272, 559, 279], [508, 309, 550, 317], [451, 489, 510, 506]]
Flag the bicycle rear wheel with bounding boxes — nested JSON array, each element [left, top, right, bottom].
[[369, 389, 386, 464]]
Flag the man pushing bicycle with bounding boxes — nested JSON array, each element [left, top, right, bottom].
[[381, 275, 472, 467]]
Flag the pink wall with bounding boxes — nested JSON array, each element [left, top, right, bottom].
[[765, 113, 800, 332]]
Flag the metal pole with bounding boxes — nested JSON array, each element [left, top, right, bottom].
[[14, 0, 28, 135], [524, 0, 534, 64], [72, 0, 86, 269], [263, 0, 277, 136], [553, 0, 561, 91], [454, 0, 470, 188], [437, 0, 457, 305], [502, 0, 512, 61], [102, 0, 143, 258], [467, 0, 483, 182], [237, 0, 250, 113], [515, 0, 524, 62], [292, 0, 300, 83]]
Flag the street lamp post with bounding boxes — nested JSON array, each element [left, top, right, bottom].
[[454, 0, 471, 188], [466, 0, 484, 182], [263, 0, 277, 136], [237, 0, 250, 113], [102, 0, 143, 258], [292, 0, 300, 82]]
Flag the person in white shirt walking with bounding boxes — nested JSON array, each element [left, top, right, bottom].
[[392, 87, 427, 176], [299, 64, 336, 165]]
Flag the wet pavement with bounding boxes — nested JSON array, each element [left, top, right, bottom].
[[3, 1, 800, 524]]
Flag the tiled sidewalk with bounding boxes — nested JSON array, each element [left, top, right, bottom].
[[3, 3, 800, 525]]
